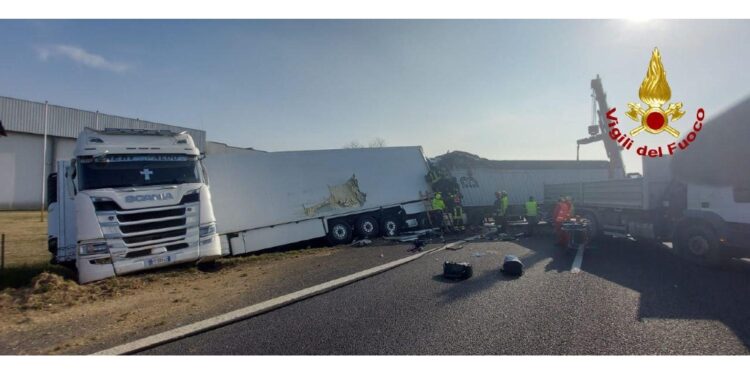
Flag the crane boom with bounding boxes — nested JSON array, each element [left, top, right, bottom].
[[577, 75, 625, 178]]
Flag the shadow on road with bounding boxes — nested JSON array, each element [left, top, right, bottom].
[[434, 231, 750, 350], [581, 238, 750, 350]]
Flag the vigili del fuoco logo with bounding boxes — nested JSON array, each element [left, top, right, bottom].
[[606, 48, 706, 158]]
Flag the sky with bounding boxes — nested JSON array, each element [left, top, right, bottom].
[[1, 19, 749, 173]]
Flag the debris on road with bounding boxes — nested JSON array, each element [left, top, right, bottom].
[[501, 255, 524, 277], [384, 228, 440, 242], [410, 239, 426, 252], [487, 232, 521, 242], [351, 239, 373, 248], [562, 219, 589, 250], [442, 261, 473, 280]]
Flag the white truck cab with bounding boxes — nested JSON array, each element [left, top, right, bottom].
[[47, 128, 221, 283]]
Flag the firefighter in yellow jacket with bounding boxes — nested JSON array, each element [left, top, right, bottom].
[[525, 196, 539, 236], [431, 192, 446, 229], [494, 191, 509, 232]]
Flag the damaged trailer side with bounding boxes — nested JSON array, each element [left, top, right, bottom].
[[204, 146, 434, 255]]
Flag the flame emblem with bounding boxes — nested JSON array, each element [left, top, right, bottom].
[[626, 48, 685, 137]]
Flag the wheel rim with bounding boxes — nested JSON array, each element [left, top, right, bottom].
[[688, 235, 710, 256], [362, 221, 374, 234], [333, 224, 348, 240], [385, 221, 397, 236], [581, 213, 597, 238]]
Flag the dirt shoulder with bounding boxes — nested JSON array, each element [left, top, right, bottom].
[[0, 237, 448, 355]]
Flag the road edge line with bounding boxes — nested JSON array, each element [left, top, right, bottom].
[[94, 233, 483, 355], [571, 244, 585, 273]]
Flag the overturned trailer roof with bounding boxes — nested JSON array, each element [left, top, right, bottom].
[[431, 151, 611, 170]]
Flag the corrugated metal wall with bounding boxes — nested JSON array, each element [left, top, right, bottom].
[[0, 96, 206, 150]]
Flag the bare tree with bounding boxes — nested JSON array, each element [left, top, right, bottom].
[[343, 140, 363, 149], [344, 138, 387, 149], [368, 137, 387, 148]]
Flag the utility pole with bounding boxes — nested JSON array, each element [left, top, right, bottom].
[[40, 101, 49, 222]]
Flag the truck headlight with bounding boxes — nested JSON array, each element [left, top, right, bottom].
[[78, 241, 109, 256], [199, 223, 216, 238], [181, 188, 201, 204]]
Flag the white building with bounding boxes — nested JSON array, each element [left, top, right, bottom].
[[0, 95, 206, 210]]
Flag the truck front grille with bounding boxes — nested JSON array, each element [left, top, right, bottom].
[[122, 228, 187, 244], [96, 200, 200, 259], [117, 207, 186, 223], [120, 218, 186, 234]]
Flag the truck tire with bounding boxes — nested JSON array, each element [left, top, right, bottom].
[[48, 237, 58, 255], [676, 224, 722, 265], [327, 220, 353, 245], [381, 216, 400, 237], [355, 216, 380, 238], [579, 211, 601, 240]]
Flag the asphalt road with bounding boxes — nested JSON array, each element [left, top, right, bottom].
[[143, 233, 750, 355]]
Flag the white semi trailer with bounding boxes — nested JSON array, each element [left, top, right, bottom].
[[203, 146, 433, 255], [544, 157, 750, 264], [431, 151, 614, 224], [47, 128, 221, 283]]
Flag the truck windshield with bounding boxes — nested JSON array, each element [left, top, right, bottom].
[[78, 154, 203, 190]]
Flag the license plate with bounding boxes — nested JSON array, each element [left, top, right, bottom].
[[146, 255, 172, 267]]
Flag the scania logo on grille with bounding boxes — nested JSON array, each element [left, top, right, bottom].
[[125, 192, 174, 203]]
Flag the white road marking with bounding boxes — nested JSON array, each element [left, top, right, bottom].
[[571, 244, 585, 274], [94, 233, 486, 355]]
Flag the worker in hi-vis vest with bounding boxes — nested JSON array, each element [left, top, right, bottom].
[[431, 192, 446, 229], [525, 196, 539, 236], [494, 191, 509, 232]]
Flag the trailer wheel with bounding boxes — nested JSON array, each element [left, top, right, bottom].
[[327, 220, 353, 245], [676, 224, 722, 265], [381, 216, 400, 237], [355, 216, 380, 238]]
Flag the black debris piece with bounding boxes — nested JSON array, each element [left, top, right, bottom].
[[352, 239, 372, 248], [411, 238, 426, 252], [501, 255, 524, 277], [443, 261, 473, 280]]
